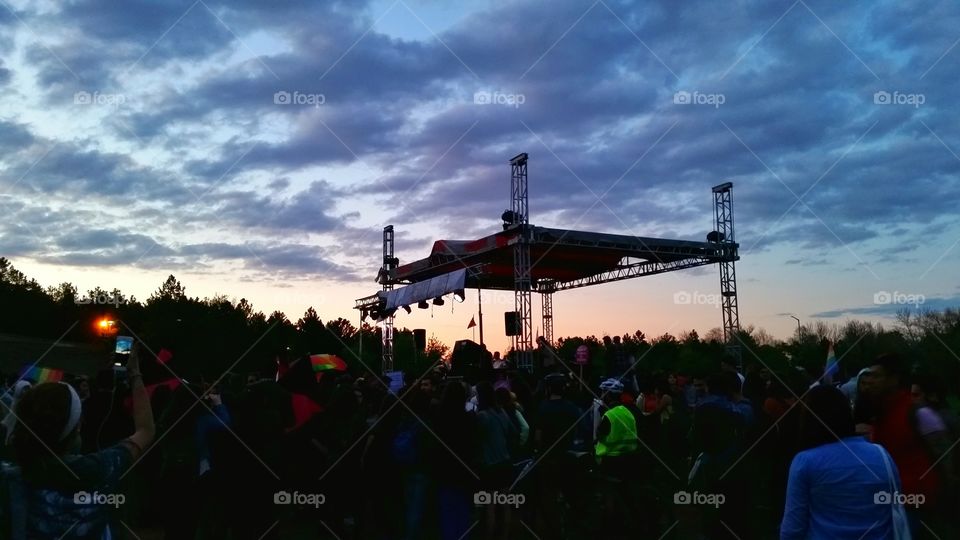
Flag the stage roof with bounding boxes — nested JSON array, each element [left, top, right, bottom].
[[387, 225, 736, 292]]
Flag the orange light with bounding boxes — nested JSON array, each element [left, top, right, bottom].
[[96, 319, 116, 335]]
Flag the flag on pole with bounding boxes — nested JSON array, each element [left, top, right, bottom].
[[823, 341, 839, 384], [467, 316, 477, 329]]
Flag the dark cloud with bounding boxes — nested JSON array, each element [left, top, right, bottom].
[[0, 198, 358, 279], [2, 0, 959, 281], [812, 294, 960, 319], [207, 180, 350, 234], [0, 120, 35, 153]]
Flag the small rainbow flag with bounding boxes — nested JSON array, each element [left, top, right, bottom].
[[19, 366, 64, 384], [309, 354, 347, 372]]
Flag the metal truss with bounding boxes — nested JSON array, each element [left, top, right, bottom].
[[540, 286, 554, 346], [550, 257, 721, 291], [381, 226, 396, 372], [712, 182, 741, 366], [510, 153, 533, 371]]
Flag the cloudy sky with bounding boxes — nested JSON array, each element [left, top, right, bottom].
[[1, 0, 958, 353]]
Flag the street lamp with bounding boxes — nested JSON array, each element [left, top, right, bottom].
[[789, 315, 802, 340]]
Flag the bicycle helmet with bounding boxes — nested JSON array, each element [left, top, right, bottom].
[[599, 378, 624, 393]]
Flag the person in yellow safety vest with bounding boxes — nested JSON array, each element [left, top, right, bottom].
[[594, 378, 642, 536], [595, 378, 639, 461]]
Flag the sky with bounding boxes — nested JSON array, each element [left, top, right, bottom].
[[1, 0, 958, 355]]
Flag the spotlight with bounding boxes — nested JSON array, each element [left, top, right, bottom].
[[707, 230, 725, 242], [402, 305, 412, 314], [501, 210, 520, 224], [432, 297, 445, 306], [418, 300, 429, 309], [453, 289, 465, 302]]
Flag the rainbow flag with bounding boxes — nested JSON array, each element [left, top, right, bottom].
[[309, 354, 347, 372], [19, 366, 64, 383]]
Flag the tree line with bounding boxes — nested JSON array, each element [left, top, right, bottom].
[[1, 257, 958, 392], [0, 258, 446, 381]]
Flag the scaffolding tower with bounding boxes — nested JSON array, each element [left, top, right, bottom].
[[381, 226, 396, 372], [540, 280, 556, 347], [712, 182, 741, 366], [510, 153, 533, 371]]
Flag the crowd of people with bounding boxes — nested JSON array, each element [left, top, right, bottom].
[[0, 339, 957, 539]]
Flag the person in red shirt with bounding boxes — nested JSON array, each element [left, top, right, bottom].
[[867, 353, 955, 535]]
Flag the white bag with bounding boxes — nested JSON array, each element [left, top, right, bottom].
[[875, 444, 912, 540]]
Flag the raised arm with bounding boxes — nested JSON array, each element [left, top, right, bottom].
[[125, 344, 156, 459]]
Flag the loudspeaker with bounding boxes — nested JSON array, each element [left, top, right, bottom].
[[450, 339, 492, 376], [413, 329, 426, 350], [504, 311, 520, 336]]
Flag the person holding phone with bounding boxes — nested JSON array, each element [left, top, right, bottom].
[[0, 343, 156, 539]]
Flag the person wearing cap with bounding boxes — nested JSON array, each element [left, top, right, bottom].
[[0, 344, 155, 539]]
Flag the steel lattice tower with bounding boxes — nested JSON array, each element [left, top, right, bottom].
[[712, 183, 741, 367], [510, 153, 533, 371], [381, 225, 396, 372], [540, 279, 555, 347]]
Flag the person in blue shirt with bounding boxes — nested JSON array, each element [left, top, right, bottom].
[[780, 385, 899, 539], [0, 346, 155, 540]]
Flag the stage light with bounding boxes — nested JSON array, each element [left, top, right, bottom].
[[454, 289, 465, 302], [707, 230, 725, 242], [418, 300, 429, 309], [402, 305, 412, 314], [432, 297, 445, 306]]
